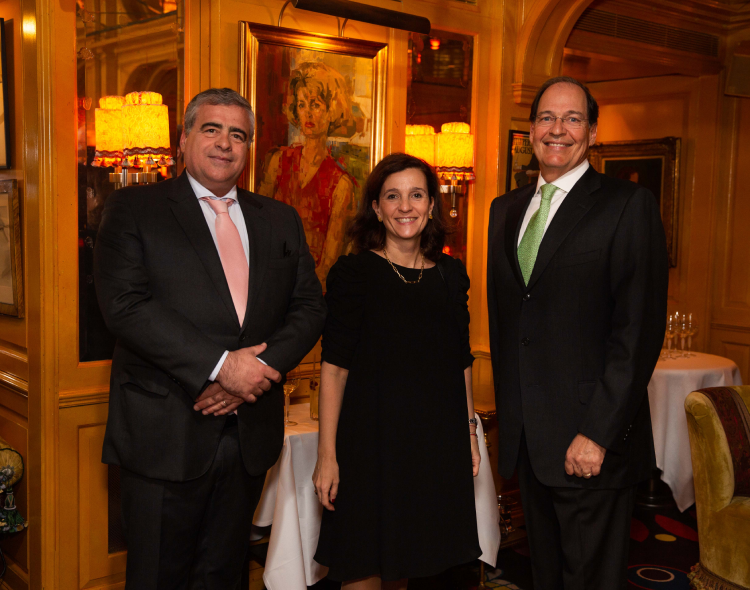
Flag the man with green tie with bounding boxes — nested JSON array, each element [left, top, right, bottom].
[[486, 77, 669, 589]]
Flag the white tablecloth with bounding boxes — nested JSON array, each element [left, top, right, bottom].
[[648, 352, 743, 511], [253, 403, 500, 590]]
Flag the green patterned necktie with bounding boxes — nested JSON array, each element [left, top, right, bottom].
[[517, 183, 558, 285]]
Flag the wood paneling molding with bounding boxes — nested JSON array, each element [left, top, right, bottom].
[[566, 30, 723, 76], [59, 387, 109, 409], [513, 0, 593, 104], [709, 325, 750, 382]]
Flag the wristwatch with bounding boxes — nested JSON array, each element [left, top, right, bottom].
[[468, 418, 478, 426]]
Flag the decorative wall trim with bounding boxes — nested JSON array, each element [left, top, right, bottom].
[[0, 370, 28, 397], [711, 323, 750, 333], [472, 349, 491, 361], [59, 387, 110, 409]]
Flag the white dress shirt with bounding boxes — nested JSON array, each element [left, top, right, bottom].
[[517, 159, 590, 246], [188, 172, 250, 264], [186, 173, 264, 381]]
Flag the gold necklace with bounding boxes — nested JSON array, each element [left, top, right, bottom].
[[383, 248, 424, 284]]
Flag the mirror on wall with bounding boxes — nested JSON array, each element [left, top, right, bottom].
[[76, 0, 184, 362], [407, 30, 473, 264]]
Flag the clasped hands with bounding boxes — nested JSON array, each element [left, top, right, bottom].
[[192, 343, 281, 416], [564, 433, 606, 479]]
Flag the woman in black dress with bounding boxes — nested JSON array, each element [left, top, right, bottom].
[[312, 153, 481, 589]]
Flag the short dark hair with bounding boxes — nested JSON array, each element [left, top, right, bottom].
[[529, 76, 599, 126], [184, 88, 255, 139], [346, 153, 450, 261]]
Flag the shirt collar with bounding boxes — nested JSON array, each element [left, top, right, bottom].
[[187, 171, 238, 202], [535, 159, 590, 196]]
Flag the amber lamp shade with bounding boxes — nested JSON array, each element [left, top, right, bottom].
[[436, 122, 475, 179], [405, 125, 436, 166], [92, 96, 126, 167], [122, 91, 173, 167]]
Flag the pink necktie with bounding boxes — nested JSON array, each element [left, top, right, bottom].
[[202, 197, 249, 326]]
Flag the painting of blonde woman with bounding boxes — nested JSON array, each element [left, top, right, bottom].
[[249, 32, 380, 290]]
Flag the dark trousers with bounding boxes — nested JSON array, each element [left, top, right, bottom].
[[517, 433, 635, 590], [120, 419, 267, 590]]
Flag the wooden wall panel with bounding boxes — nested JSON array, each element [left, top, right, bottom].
[[712, 96, 750, 328], [709, 30, 750, 381], [0, 402, 28, 590], [709, 327, 750, 383], [589, 76, 720, 352], [59, 403, 125, 590]]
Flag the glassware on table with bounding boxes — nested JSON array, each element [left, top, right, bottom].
[[662, 314, 676, 360], [677, 312, 689, 357], [283, 374, 299, 426], [309, 380, 319, 421]]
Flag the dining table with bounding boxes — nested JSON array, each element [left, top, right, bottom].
[[648, 352, 743, 511], [252, 402, 501, 590]]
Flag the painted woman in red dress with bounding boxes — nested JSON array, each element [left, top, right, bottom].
[[259, 62, 359, 290]]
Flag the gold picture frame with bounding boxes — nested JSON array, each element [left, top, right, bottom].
[[589, 137, 681, 267], [0, 179, 23, 317], [238, 22, 387, 291], [238, 22, 387, 191]]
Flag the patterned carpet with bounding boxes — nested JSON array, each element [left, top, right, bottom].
[[305, 503, 700, 589]]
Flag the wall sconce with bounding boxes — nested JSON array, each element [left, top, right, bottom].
[[92, 96, 125, 168], [405, 124, 436, 167], [436, 122, 474, 218]]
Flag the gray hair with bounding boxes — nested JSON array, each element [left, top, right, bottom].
[[183, 88, 255, 140]]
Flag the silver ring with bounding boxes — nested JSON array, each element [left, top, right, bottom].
[[584, 473, 592, 478], [221, 400, 227, 407]]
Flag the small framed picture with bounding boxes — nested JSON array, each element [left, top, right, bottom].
[[589, 137, 681, 267], [506, 130, 539, 193], [0, 179, 23, 317]]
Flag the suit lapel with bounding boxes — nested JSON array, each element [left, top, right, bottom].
[[504, 184, 536, 289], [237, 191, 269, 334], [168, 172, 239, 327], [526, 167, 602, 290]]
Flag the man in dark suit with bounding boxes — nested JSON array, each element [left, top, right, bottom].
[[94, 88, 326, 589], [487, 77, 668, 589]]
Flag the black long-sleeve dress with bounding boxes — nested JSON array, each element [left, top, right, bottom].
[[314, 250, 481, 582]]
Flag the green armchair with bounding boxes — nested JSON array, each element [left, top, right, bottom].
[[685, 385, 750, 590]]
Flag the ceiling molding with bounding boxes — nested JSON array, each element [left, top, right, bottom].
[[566, 30, 724, 76], [590, 0, 750, 33]]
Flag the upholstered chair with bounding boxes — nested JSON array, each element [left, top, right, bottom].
[[685, 386, 750, 590]]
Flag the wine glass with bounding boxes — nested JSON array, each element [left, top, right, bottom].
[[283, 375, 299, 426], [677, 312, 689, 357], [664, 314, 676, 360]]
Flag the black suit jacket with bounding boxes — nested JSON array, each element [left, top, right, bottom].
[[487, 166, 668, 488], [94, 172, 326, 481]]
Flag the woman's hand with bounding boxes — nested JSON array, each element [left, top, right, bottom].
[[312, 454, 340, 511], [470, 434, 481, 477]]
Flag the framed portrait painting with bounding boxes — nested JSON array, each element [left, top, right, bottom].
[[506, 130, 539, 193], [239, 22, 387, 290], [0, 180, 23, 317], [589, 137, 681, 267]]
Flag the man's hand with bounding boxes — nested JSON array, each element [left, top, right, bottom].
[[193, 382, 243, 416], [215, 343, 282, 402], [565, 433, 606, 478]]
